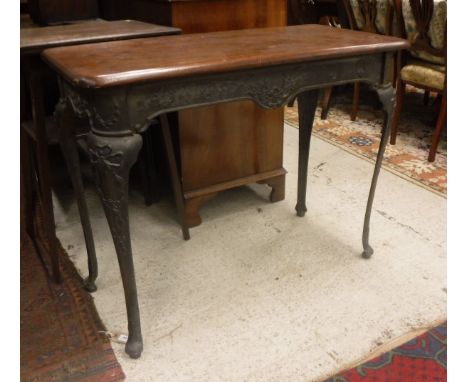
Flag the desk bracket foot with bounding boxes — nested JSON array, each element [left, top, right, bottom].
[[258, 174, 286, 203], [362, 84, 395, 258], [295, 89, 319, 217], [88, 131, 144, 359]]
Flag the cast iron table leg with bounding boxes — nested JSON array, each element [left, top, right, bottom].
[[87, 131, 144, 359], [295, 89, 319, 217], [160, 114, 191, 240], [362, 84, 396, 258], [55, 99, 99, 292]]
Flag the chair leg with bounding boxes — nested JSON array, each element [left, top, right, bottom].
[[350, 82, 360, 121], [423, 90, 430, 106], [428, 90, 447, 162], [320, 87, 333, 120], [390, 80, 406, 145], [392, 53, 398, 88]]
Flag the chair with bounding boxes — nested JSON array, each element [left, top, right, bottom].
[[321, 0, 395, 121], [288, 0, 350, 27], [390, 0, 447, 162]]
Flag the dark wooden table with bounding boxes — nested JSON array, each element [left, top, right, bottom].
[[21, 20, 180, 289], [43, 24, 409, 359]]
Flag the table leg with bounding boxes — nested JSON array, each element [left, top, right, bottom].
[[29, 70, 61, 283], [362, 84, 395, 258], [55, 100, 99, 292], [295, 89, 319, 217], [160, 114, 191, 240], [87, 131, 144, 359], [21, 128, 35, 239]]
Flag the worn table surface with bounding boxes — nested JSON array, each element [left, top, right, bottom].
[[43, 24, 408, 88], [21, 19, 180, 54]]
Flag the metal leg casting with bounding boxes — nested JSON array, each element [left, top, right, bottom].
[[362, 84, 396, 259], [87, 131, 143, 359], [55, 99, 99, 292], [295, 89, 319, 217]]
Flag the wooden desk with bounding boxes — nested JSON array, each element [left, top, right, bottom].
[[104, 0, 288, 228], [21, 20, 180, 289], [44, 24, 408, 359]]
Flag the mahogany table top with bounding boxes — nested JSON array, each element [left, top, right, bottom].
[[43, 24, 409, 88], [21, 19, 180, 55]]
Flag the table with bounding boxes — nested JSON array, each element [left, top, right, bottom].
[[21, 20, 181, 288], [43, 24, 409, 359]]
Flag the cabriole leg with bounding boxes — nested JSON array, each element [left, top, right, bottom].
[[295, 89, 319, 217], [88, 131, 143, 358], [362, 84, 395, 259], [55, 99, 98, 292]]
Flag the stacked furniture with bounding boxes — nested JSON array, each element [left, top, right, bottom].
[[21, 19, 180, 289]]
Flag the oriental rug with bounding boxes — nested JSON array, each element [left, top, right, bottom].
[[323, 322, 447, 382], [20, 232, 125, 382], [284, 86, 447, 197]]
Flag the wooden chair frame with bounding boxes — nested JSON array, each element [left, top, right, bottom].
[[390, 0, 446, 162]]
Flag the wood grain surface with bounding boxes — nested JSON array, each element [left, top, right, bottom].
[[43, 25, 408, 88], [21, 19, 180, 54]]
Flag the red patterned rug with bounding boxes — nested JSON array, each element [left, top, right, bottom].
[[323, 322, 447, 382], [20, 232, 125, 382], [284, 86, 447, 197]]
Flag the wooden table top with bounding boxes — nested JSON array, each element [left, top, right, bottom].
[[43, 24, 409, 89], [21, 20, 180, 55]]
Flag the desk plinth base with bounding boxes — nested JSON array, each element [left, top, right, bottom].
[[183, 169, 286, 228]]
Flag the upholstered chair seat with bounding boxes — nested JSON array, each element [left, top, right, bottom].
[[400, 59, 446, 91]]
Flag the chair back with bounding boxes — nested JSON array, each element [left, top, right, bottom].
[[394, 0, 446, 64], [343, 0, 394, 35]]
